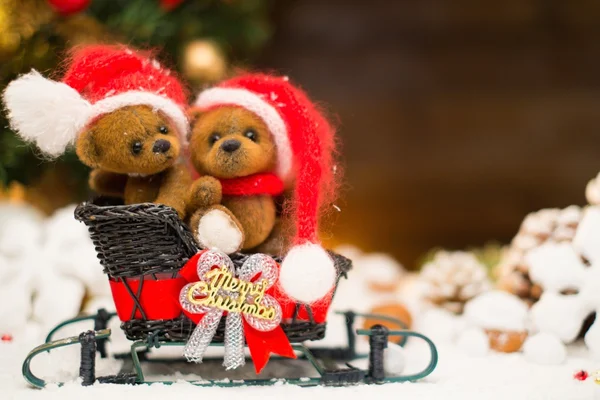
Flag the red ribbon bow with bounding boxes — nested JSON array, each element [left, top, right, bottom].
[[179, 251, 296, 373]]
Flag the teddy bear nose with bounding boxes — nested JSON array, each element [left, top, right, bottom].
[[220, 139, 241, 153], [152, 139, 171, 153]]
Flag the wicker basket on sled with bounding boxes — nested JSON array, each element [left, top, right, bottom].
[[75, 199, 351, 344]]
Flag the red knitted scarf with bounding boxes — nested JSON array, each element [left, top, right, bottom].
[[219, 173, 285, 197]]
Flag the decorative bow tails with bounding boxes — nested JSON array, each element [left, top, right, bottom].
[[178, 250, 296, 373]]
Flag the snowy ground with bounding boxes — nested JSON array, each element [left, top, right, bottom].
[[3, 266, 597, 400], [0, 206, 598, 399], [1, 341, 596, 400]]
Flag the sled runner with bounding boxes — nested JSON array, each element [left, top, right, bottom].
[[22, 200, 438, 388]]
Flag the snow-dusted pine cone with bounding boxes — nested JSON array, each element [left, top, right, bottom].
[[497, 206, 582, 305], [420, 251, 492, 314]]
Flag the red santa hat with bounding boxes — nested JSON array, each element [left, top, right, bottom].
[[194, 73, 339, 304], [2, 45, 188, 157]]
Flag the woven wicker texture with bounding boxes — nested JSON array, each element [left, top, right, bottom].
[[121, 316, 328, 343], [75, 200, 199, 277], [75, 199, 352, 343]]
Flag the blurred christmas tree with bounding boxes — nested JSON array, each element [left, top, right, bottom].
[[0, 0, 272, 213]]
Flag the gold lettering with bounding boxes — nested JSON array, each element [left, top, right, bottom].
[[251, 280, 267, 305], [186, 266, 277, 320], [241, 303, 258, 315], [228, 278, 239, 291]]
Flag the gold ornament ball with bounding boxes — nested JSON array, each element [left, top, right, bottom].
[[183, 40, 227, 83]]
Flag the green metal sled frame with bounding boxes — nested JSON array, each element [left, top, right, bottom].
[[23, 310, 438, 388]]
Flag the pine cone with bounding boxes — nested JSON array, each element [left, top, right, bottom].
[[420, 251, 491, 314], [497, 206, 582, 305]]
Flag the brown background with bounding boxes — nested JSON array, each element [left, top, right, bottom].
[[258, 0, 600, 268]]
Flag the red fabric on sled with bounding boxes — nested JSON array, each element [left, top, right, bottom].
[[110, 277, 187, 321], [273, 285, 332, 323], [109, 249, 334, 323]]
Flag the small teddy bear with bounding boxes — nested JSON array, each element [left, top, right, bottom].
[[2, 45, 191, 217], [187, 73, 340, 304], [186, 104, 283, 254]]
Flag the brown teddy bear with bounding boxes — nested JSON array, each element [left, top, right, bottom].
[[77, 105, 190, 216], [3, 45, 191, 217], [186, 105, 284, 254], [188, 73, 341, 305]]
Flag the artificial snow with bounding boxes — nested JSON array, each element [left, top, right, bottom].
[[358, 252, 404, 285], [32, 274, 86, 329], [0, 271, 32, 331], [0, 203, 111, 333], [526, 208, 600, 352], [1, 206, 599, 399], [531, 292, 590, 343], [0, 203, 44, 258], [43, 206, 108, 297], [523, 333, 567, 365], [456, 327, 490, 357], [463, 291, 528, 332], [584, 321, 600, 359], [526, 242, 585, 293], [414, 308, 462, 344], [383, 342, 406, 375], [573, 206, 600, 263], [2, 300, 597, 400]]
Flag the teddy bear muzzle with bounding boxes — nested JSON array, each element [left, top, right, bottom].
[[152, 139, 172, 154], [220, 139, 241, 153]]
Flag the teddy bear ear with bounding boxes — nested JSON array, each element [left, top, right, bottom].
[[187, 108, 204, 127], [74, 128, 102, 167], [2, 70, 92, 157]]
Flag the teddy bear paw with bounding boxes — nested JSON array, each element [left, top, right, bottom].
[[196, 209, 243, 254], [189, 176, 222, 209]]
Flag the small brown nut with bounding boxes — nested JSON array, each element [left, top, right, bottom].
[[362, 303, 412, 344], [485, 329, 528, 353]]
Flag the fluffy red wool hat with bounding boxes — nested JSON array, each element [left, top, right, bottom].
[[194, 73, 339, 303], [3, 45, 188, 156]]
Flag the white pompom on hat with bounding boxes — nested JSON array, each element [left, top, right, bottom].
[[3, 45, 189, 157]]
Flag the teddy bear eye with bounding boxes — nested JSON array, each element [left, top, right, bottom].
[[244, 129, 258, 142], [209, 133, 221, 146], [131, 141, 143, 155], [158, 126, 169, 134]]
